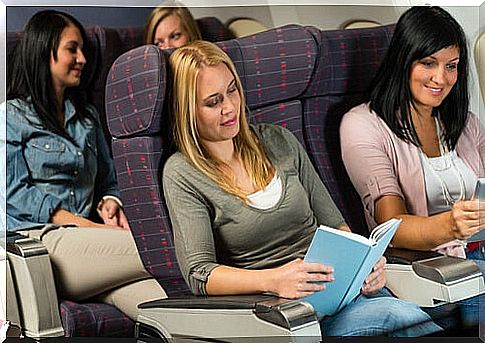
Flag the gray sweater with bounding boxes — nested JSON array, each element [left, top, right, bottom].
[[163, 124, 346, 295]]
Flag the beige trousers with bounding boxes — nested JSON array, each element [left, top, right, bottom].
[[23, 225, 166, 320]]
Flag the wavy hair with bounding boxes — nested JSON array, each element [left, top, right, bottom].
[[169, 40, 274, 201], [368, 6, 469, 150]]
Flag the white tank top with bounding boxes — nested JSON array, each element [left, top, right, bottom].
[[419, 149, 477, 215], [247, 172, 282, 210]]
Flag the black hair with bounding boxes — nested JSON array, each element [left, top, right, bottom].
[[7, 10, 93, 143], [368, 6, 469, 150]]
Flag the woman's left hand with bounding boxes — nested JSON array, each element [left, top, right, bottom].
[[98, 199, 131, 230], [361, 256, 386, 295]]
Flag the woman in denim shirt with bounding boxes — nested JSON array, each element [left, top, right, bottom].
[[4, 10, 165, 320]]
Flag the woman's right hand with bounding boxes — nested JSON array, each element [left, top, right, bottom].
[[268, 258, 334, 299], [50, 208, 123, 229], [450, 200, 485, 239]]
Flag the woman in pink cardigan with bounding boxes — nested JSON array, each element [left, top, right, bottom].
[[340, 6, 483, 330]]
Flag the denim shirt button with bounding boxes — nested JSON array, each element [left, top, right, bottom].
[[77, 151, 82, 156], [70, 191, 74, 196], [74, 170, 78, 175], [45, 144, 50, 149]]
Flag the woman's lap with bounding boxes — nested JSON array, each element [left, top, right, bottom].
[[24, 225, 152, 300], [319, 288, 442, 337]]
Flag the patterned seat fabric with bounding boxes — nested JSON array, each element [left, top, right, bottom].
[[197, 16, 234, 42], [215, 24, 395, 236], [105, 26, 324, 297], [6, 17, 233, 337], [106, 45, 189, 296], [60, 300, 134, 337], [105, 25, 396, 297], [301, 24, 395, 236]]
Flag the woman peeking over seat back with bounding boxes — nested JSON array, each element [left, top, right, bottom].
[[144, 1, 201, 49], [162, 40, 442, 337], [4, 10, 166, 320]]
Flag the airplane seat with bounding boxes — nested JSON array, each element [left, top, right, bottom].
[[105, 29, 324, 341], [300, 24, 395, 237], [5, 26, 136, 338], [196, 16, 234, 42], [105, 24, 483, 341]]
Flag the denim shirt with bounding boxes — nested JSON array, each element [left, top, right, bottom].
[[4, 98, 120, 231]]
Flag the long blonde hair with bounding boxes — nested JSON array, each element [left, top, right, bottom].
[[144, 1, 201, 45], [169, 40, 274, 201]]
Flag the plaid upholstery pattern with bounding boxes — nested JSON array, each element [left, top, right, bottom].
[[60, 301, 133, 337], [106, 45, 189, 297], [217, 24, 316, 145], [302, 24, 394, 235], [106, 46, 167, 137], [7, 21, 397, 336], [197, 16, 234, 42], [106, 24, 388, 299]]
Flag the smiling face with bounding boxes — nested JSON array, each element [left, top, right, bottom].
[[50, 25, 85, 96], [154, 14, 189, 49], [409, 46, 459, 115], [195, 63, 241, 150]]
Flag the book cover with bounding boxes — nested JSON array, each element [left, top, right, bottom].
[[303, 218, 401, 316]]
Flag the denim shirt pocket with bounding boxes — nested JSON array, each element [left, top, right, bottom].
[[26, 137, 72, 181]]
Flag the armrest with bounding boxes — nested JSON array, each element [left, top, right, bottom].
[[6, 233, 64, 339], [137, 295, 321, 341], [384, 247, 484, 307]]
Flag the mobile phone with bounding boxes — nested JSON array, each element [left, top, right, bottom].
[[471, 178, 485, 201], [467, 178, 485, 242]]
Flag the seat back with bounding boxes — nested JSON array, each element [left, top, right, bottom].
[[301, 24, 394, 236], [197, 16, 234, 42], [105, 45, 189, 296], [105, 24, 395, 294], [216, 24, 394, 235]]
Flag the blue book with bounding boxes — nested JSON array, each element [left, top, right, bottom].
[[303, 218, 402, 316]]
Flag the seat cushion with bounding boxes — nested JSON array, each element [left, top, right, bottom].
[[60, 300, 134, 337]]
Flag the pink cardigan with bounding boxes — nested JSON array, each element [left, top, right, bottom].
[[340, 103, 484, 257]]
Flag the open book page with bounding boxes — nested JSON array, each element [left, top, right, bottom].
[[369, 218, 402, 243], [316, 225, 371, 246]]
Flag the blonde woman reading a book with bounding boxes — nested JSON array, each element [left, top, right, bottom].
[[162, 40, 442, 337], [340, 6, 484, 330]]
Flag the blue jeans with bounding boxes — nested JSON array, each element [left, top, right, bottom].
[[423, 256, 484, 332], [319, 288, 442, 336], [457, 256, 484, 327]]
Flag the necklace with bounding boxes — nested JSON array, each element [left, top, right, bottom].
[[419, 117, 466, 206]]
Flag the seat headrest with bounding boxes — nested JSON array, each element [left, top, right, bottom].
[[197, 16, 233, 42], [305, 24, 395, 97], [216, 24, 318, 110], [105, 45, 168, 138]]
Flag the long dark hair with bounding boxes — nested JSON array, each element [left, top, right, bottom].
[[7, 10, 93, 143], [368, 6, 469, 150]]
